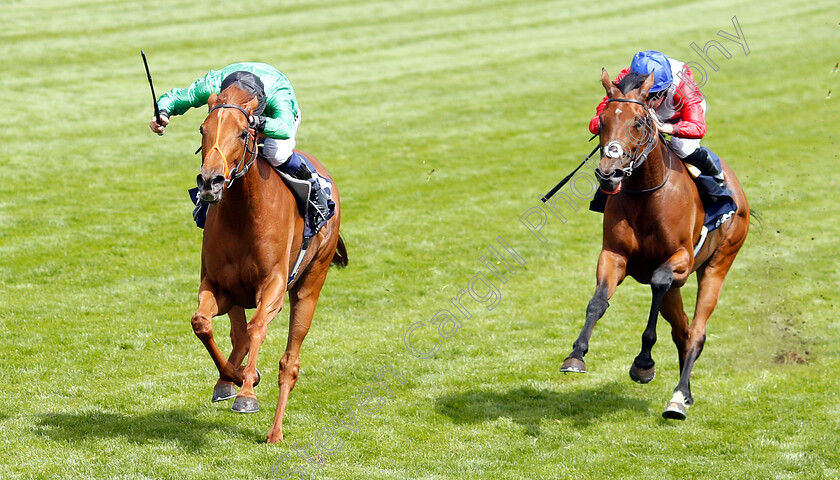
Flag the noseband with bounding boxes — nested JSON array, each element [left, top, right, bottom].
[[598, 97, 670, 194], [204, 103, 259, 188]]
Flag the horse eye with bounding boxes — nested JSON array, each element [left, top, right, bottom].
[[240, 130, 248, 140]]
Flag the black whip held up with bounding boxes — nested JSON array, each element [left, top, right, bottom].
[[141, 50, 162, 127]]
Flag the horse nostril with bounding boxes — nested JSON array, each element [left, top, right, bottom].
[[595, 168, 612, 181], [211, 175, 225, 187], [196, 174, 205, 189]]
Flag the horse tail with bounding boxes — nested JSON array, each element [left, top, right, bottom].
[[749, 209, 763, 230], [331, 233, 348, 268]]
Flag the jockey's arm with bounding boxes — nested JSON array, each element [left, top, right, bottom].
[[156, 70, 218, 118], [670, 87, 706, 139], [258, 93, 297, 140]]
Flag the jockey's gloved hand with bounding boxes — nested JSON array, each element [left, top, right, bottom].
[[149, 111, 169, 136], [250, 115, 267, 133]]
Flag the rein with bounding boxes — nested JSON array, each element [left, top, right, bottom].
[[601, 97, 670, 194], [205, 103, 259, 188]]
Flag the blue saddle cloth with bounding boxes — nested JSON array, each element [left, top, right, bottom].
[[692, 148, 737, 231], [188, 152, 335, 237], [588, 147, 736, 232]]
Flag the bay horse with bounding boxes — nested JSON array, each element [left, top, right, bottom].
[[191, 83, 347, 443], [560, 70, 749, 419]]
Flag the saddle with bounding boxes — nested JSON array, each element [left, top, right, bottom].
[[270, 152, 335, 239]]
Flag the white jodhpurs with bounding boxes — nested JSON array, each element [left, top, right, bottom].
[[261, 110, 302, 167], [668, 99, 706, 159]]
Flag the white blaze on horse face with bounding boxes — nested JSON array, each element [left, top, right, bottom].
[[604, 141, 624, 159], [615, 108, 622, 114]]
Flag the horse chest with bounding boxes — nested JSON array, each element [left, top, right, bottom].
[[621, 225, 695, 282], [203, 248, 273, 303]]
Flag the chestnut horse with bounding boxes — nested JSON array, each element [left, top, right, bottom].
[[190, 84, 346, 443], [560, 70, 749, 419]]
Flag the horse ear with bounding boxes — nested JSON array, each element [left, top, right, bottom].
[[637, 73, 655, 99], [245, 96, 259, 115], [601, 68, 619, 98], [207, 93, 220, 111]]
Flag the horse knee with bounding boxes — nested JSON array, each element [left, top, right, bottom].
[[642, 329, 657, 347], [246, 323, 268, 343], [191, 313, 213, 340], [691, 332, 707, 351], [651, 267, 673, 294], [586, 288, 610, 319], [278, 356, 300, 382]]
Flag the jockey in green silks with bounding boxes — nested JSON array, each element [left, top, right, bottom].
[[149, 62, 329, 224]]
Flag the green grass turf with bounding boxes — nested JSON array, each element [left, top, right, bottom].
[[1, 0, 838, 478]]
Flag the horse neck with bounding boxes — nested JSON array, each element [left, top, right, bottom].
[[214, 165, 266, 227], [621, 137, 670, 193]]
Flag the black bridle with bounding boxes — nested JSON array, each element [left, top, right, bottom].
[[597, 97, 670, 194], [203, 103, 260, 188]]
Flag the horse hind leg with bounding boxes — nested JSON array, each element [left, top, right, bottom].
[[266, 267, 328, 444], [629, 265, 674, 384], [663, 257, 735, 420], [657, 287, 691, 419]]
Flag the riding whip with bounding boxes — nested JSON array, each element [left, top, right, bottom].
[[140, 50, 162, 127], [541, 134, 600, 203]]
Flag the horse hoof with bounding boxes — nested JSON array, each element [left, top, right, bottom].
[[212, 383, 237, 402], [662, 391, 689, 420], [629, 364, 656, 384], [662, 402, 687, 420], [560, 357, 586, 373], [231, 396, 260, 413]]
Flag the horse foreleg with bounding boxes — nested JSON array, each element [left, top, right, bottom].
[[231, 278, 286, 415], [212, 306, 249, 402], [629, 264, 675, 384], [266, 272, 326, 444], [191, 281, 239, 387], [561, 250, 626, 373], [665, 258, 734, 420]]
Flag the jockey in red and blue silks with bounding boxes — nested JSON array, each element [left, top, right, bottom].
[[589, 50, 727, 189]]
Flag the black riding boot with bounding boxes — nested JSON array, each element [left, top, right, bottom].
[[292, 162, 331, 228], [683, 148, 726, 188]]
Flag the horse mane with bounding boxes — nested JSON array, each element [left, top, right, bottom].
[[219, 84, 257, 108], [617, 73, 649, 94]]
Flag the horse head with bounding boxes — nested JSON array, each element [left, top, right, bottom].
[[595, 69, 659, 194], [197, 86, 260, 203]]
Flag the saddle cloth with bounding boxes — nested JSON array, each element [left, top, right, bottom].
[[273, 152, 335, 239]]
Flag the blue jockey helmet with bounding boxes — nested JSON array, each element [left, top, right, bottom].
[[630, 51, 672, 93]]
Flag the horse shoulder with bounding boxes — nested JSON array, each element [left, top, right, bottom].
[[601, 215, 638, 257]]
